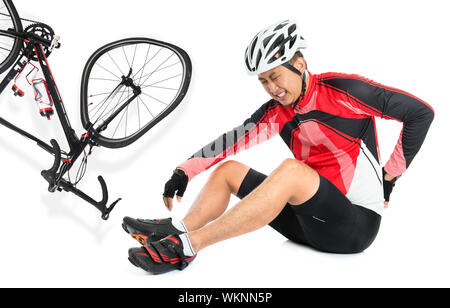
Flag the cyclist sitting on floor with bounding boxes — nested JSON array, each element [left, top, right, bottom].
[[123, 20, 434, 274]]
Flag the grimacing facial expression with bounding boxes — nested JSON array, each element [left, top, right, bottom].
[[257, 59, 305, 106]]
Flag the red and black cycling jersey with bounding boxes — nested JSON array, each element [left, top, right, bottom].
[[178, 72, 434, 215]]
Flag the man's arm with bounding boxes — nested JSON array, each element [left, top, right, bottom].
[[177, 100, 281, 181], [318, 73, 434, 178]]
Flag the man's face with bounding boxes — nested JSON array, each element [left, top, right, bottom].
[[258, 64, 303, 106]]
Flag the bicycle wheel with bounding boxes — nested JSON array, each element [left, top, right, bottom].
[[0, 0, 22, 73], [80, 37, 192, 149]]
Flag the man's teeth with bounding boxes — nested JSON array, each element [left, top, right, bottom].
[[277, 91, 286, 98]]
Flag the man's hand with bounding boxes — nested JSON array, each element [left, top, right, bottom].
[[382, 168, 398, 208], [163, 168, 188, 211]]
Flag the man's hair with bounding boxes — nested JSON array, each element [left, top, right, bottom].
[[288, 50, 307, 70], [275, 50, 307, 71]]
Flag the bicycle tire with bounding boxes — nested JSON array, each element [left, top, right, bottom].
[[0, 0, 22, 74], [80, 37, 192, 149]]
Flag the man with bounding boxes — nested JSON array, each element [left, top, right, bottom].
[[123, 20, 434, 274]]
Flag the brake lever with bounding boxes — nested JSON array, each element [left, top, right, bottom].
[[95, 175, 122, 220], [41, 139, 61, 192]]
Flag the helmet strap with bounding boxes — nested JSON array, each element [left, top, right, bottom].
[[288, 68, 307, 110], [282, 62, 303, 77]]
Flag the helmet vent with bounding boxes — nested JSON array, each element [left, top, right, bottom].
[[267, 34, 284, 58], [263, 34, 275, 48], [245, 56, 251, 71], [288, 24, 296, 35], [274, 21, 288, 31], [250, 37, 258, 58], [289, 35, 297, 49], [255, 50, 262, 69]]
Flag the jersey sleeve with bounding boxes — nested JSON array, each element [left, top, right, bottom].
[[177, 100, 281, 181], [319, 73, 434, 177]]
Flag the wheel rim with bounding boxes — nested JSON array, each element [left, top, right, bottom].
[[0, 0, 21, 68], [83, 39, 189, 144]]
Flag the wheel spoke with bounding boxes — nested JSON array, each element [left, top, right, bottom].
[[138, 96, 154, 118], [94, 62, 121, 80], [135, 47, 163, 83], [138, 53, 175, 87], [89, 77, 121, 82], [131, 43, 137, 69], [88, 87, 122, 113], [140, 91, 169, 106], [98, 89, 129, 123], [88, 89, 128, 99], [142, 73, 182, 88], [0, 49, 10, 57], [137, 43, 151, 83], [107, 51, 124, 77], [90, 86, 126, 123], [122, 46, 131, 72], [137, 61, 180, 81], [0, 3, 18, 70], [141, 85, 179, 91], [111, 102, 128, 139]]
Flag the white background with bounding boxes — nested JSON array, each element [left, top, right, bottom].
[[0, 0, 448, 288]]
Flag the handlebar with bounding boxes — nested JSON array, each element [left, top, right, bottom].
[[40, 139, 121, 220], [40, 139, 61, 192], [58, 176, 122, 220]]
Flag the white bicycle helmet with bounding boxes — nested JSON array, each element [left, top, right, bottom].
[[245, 20, 307, 75]]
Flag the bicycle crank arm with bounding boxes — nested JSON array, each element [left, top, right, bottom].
[[58, 176, 121, 220]]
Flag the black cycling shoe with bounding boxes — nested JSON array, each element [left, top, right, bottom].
[[122, 217, 184, 246], [128, 234, 196, 274]]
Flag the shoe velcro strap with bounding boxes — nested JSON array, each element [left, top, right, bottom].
[[148, 241, 187, 269]]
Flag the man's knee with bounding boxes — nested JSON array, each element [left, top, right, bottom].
[[275, 158, 318, 186], [278, 158, 310, 175], [214, 160, 245, 175], [276, 159, 320, 205], [211, 160, 250, 193]]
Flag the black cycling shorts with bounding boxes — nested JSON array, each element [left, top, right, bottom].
[[236, 168, 381, 254]]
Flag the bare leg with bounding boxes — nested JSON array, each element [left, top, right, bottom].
[[182, 160, 251, 231], [187, 158, 320, 253]]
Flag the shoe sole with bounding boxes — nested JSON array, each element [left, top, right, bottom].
[[128, 257, 138, 267]]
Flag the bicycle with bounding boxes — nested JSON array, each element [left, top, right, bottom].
[[0, 0, 192, 220]]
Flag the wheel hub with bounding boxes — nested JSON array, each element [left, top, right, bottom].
[[121, 68, 141, 95]]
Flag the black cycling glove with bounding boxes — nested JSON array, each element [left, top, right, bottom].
[[163, 169, 188, 198], [382, 167, 398, 202]]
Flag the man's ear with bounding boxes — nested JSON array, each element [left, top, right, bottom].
[[294, 57, 306, 73]]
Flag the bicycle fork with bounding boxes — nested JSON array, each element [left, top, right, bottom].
[[96, 68, 141, 133]]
